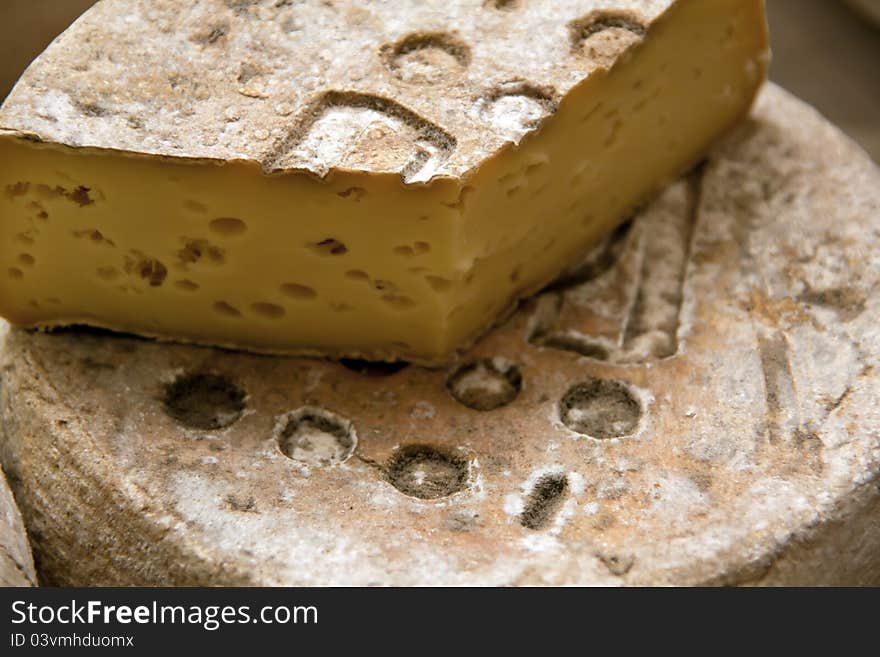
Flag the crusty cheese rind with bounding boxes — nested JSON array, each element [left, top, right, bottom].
[[0, 0, 690, 181]]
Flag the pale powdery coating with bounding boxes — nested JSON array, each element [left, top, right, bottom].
[[0, 0, 674, 181]]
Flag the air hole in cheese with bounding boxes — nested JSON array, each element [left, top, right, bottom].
[[214, 301, 242, 318], [251, 302, 285, 319], [209, 217, 248, 236], [280, 283, 317, 299]]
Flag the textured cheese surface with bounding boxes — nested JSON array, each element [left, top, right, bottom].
[[0, 0, 768, 363], [2, 0, 681, 180]]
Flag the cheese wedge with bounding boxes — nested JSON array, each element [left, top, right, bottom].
[[0, 0, 768, 364]]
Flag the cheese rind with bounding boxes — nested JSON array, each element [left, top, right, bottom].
[[0, 0, 768, 363]]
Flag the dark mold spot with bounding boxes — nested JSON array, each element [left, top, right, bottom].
[[520, 473, 569, 530]]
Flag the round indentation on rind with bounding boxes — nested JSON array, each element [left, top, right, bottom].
[[520, 473, 569, 530], [559, 379, 641, 439], [568, 11, 647, 52], [340, 359, 409, 377], [386, 445, 469, 499], [275, 407, 356, 466], [481, 81, 558, 140], [446, 358, 522, 411], [163, 373, 246, 430], [381, 32, 471, 85]]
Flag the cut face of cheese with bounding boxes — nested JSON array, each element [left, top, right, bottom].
[[0, 0, 768, 364]]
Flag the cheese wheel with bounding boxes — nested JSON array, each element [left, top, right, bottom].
[[1, 85, 878, 585]]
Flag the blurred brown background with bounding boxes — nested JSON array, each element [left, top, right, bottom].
[[1, 0, 878, 160]]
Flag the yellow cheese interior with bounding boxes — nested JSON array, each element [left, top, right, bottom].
[[0, 0, 767, 364]]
